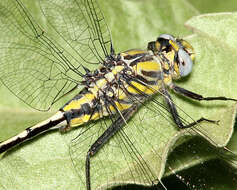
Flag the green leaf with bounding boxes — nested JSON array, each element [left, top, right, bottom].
[[0, 1, 237, 190], [187, 0, 237, 13]]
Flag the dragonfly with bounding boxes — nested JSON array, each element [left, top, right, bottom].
[[0, 0, 236, 190]]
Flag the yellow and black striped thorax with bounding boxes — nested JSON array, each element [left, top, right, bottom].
[[61, 49, 173, 127]]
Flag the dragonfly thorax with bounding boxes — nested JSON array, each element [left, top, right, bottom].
[[62, 49, 167, 127], [61, 35, 195, 127], [61, 33, 196, 128]]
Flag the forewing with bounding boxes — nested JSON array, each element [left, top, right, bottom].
[[0, 0, 95, 110], [40, 0, 113, 64]]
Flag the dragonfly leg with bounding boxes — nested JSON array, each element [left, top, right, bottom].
[[85, 105, 137, 190], [162, 89, 219, 129], [171, 84, 237, 102]]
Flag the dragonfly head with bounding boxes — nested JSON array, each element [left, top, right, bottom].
[[148, 34, 195, 79]]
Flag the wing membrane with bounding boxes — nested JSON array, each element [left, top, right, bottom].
[[0, 0, 112, 110], [40, 0, 112, 64], [68, 98, 177, 189]]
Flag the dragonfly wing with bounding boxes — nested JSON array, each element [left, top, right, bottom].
[[40, 0, 113, 64], [0, 0, 102, 111], [68, 101, 174, 189], [67, 74, 236, 189]]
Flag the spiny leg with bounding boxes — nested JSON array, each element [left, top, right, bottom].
[[162, 89, 219, 129], [171, 84, 237, 102], [127, 76, 227, 128], [85, 105, 137, 190]]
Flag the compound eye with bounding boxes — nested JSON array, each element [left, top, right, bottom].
[[178, 49, 193, 77]]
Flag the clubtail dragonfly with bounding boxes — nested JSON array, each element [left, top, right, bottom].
[[0, 0, 236, 190]]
